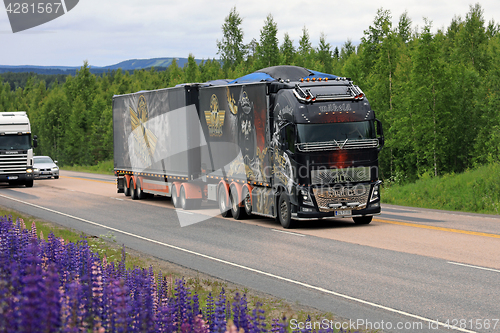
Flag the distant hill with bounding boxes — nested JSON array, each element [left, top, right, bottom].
[[0, 57, 209, 75]]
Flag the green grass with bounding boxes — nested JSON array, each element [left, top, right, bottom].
[[61, 159, 114, 175], [382, 163, 500, 215], [0, 206, 363, 332]]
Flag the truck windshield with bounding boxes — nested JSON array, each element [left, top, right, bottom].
[[0, 134, 31, 150], [297, 121, 375, 143]]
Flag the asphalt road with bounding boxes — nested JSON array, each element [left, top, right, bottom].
[[0, 170, 499, 333]]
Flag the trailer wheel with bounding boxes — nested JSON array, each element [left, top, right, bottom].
[[136, 179, 147, 199], [230, 188, 246, 220], [131, 179, 139, 200], [242, 187, 252, 216], [172, 185, 180, 208], [124, 177, 131, 196], [353, 216, 372, 224], [218, 185, 232, 218], [277, 192, 295, 229]]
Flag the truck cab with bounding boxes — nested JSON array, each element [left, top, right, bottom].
[[261, 67, 384, 227], [0, 112, 37, 187]]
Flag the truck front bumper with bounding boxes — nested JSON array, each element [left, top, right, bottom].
[[292, 201, 381, 220], [0, 172, 33, 182]]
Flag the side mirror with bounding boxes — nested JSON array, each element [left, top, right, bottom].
[[375, 119, 384, 151], [33, 135, 38, 148]]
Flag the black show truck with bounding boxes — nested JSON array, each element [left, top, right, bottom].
[[114, 66, 384, 228]]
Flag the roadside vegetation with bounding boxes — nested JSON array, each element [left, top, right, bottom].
[[0, 208, 364, 333], [382, 163, 500, 215], [61, 159, 114, 175]]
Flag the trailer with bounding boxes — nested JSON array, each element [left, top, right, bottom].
[[113, 66, 384, 228], [0, 112, 37, 187]]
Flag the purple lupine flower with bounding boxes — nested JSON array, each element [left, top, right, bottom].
[[205, 292, 215, 331], [91, 259, 104, 328], [155, 298, 177, 333], [43, 263, 63, 331], [17, 244, 45, 333], [109, 278, 132, 333], [191, 293, 200, 318], [232, 292, 250, 331], [29, 220, 37, 241], [212, 288, 227, 333], [248, 302, 267, 333], [175, 278, 190, 326]]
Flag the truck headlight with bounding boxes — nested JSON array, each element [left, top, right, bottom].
[[370, 183, 380, 202], [300, 189, 314, 206], [27, 168, 33, 173]]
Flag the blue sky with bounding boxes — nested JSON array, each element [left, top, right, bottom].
[[1, 0, 499, 67]]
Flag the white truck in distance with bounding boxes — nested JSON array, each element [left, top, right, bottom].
[[0, 112, 37, 187]]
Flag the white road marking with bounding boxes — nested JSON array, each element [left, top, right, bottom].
[[175, 209, 193, 215], [448, 261, 500, 274], [0, 193, 478, 333], [272, 229, 306, 237]]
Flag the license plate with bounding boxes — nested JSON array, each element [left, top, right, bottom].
[[41, 172, 48, 175], [8, 176, 18, 180], [335, 210, 351, 216]]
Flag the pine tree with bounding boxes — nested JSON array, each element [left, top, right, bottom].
[[257, 14, 279, 68]]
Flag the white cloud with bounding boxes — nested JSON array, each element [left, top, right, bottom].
[[1, 0, 499, 66]]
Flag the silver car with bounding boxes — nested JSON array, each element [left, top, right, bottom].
[[33, 156, 59, 179]]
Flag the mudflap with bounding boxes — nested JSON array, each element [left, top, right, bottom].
[[117, 176, 125, 193]]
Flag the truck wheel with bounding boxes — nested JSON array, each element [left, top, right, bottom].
[[124, 177, 131, 196], [230, 188, 246, 220], [242, 187, 252, 216], [136, 179, 147, 199], [277, 192, 295, 229], [171, 185, 180, 208], [180, 186, 191, 210], [131, 179, 139, 200], [218, 185, 232, 218], [25, 180, 33, 188], [353, 216, 373, 224]]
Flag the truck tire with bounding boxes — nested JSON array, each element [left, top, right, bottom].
[[131, 179, 139, 200], [353, 216, 372, 224], [218, 185, 232, 218], [25, 180, 33, 188], [171, 185, 180, 208], [124, 177, 132, 196], [277, 192, 295, 229], [242, 187, 252, 216], [136, 179, 147, 200], [180, 186, 191, 210], [230, 188, 246, 220]]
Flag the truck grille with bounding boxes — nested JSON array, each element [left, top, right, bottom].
[[311, 166, 371, 185], [297, 139, 379, 152], [312, 185, 369, 212], [0, 153, 28, 174]]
